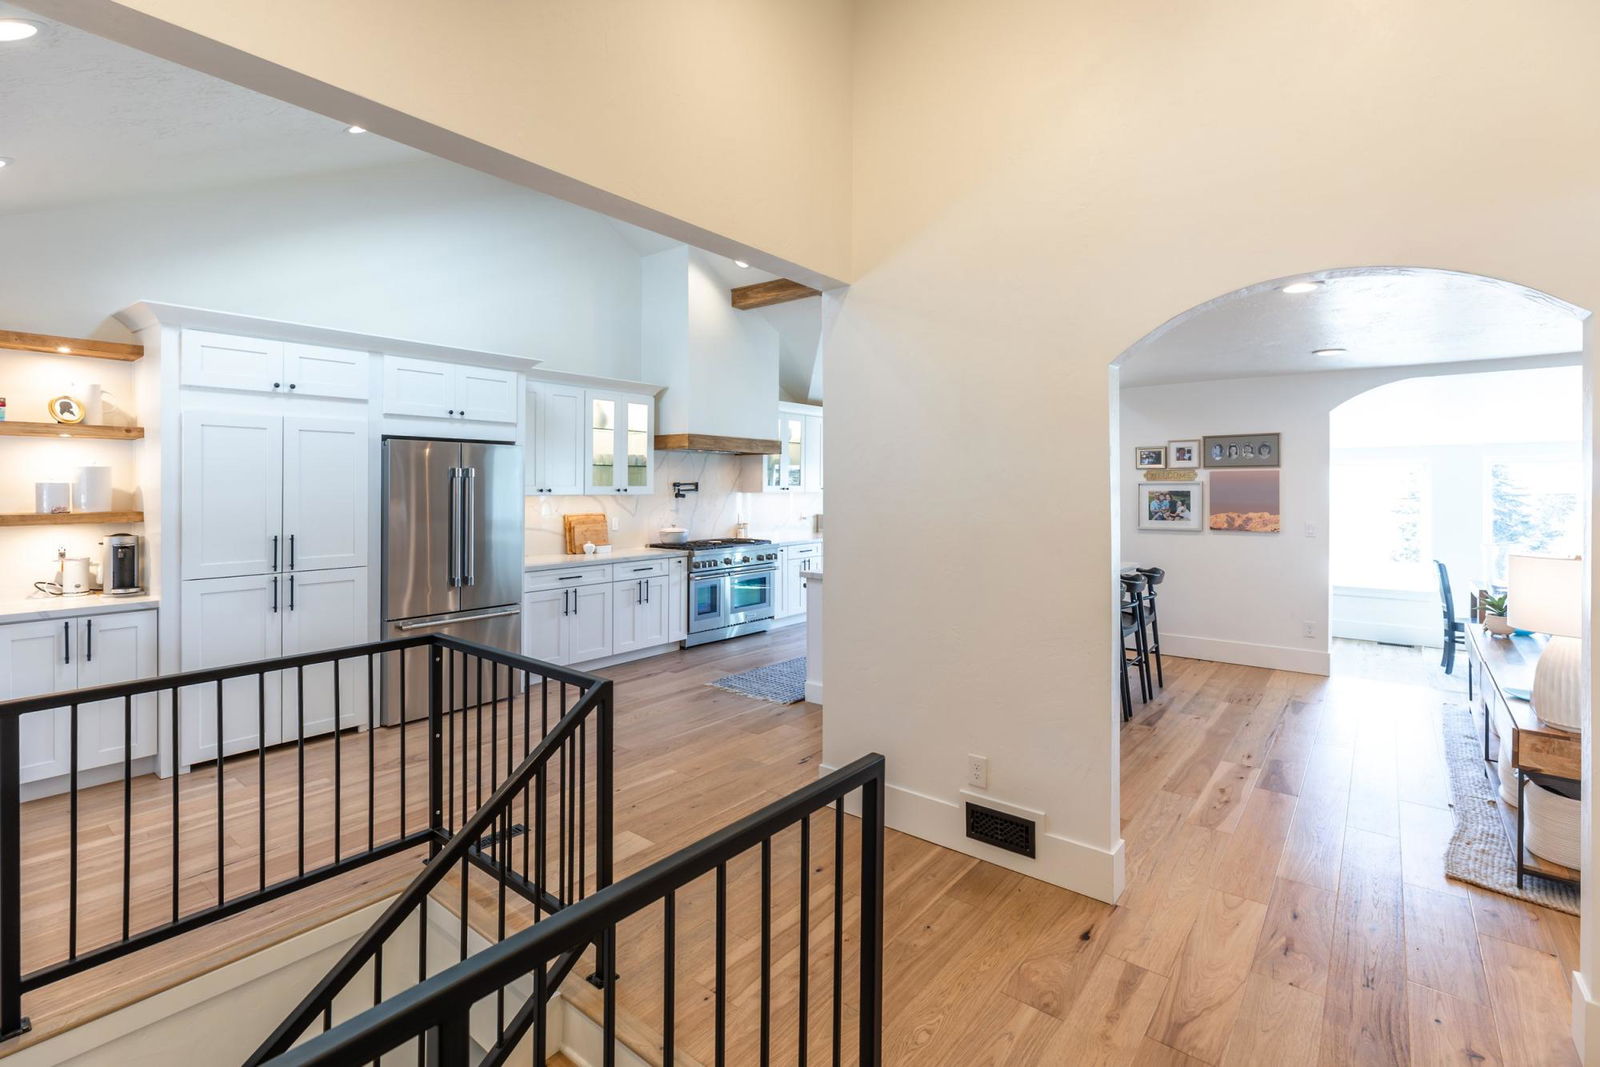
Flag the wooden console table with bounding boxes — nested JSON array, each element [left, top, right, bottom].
[[1465, 622, 1580, 886]]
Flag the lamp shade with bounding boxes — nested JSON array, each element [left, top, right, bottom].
[[1507, 554, 1582, 638]]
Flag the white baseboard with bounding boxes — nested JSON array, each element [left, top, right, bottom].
[[804, 680, 823, 703], [820, 764, 1124, 903], [770, 612, 806, 630], [573, 641, 683, 671], [1161, 633, 1330, 676], [1574, 969, 1600, 1063], [1330, 618, 1439, 647]]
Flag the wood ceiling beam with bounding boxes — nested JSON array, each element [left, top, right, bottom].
[[730, 279, 821, 311]]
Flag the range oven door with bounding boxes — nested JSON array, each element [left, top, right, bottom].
[[726, 565, 777, 627], [689, 572, 728, 635]]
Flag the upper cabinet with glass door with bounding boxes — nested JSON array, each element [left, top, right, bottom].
[[763, 403, 823, 493], [585, 389, 655, 495]]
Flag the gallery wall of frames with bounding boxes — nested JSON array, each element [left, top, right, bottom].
[[1134, 433, 1281, 534]]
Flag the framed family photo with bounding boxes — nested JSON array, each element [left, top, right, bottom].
[[1137, 482, 1203, 531], [1134, 446, 1167, 469], [1166, 439, 1200, 469], [1202, 432, 1280, 468]]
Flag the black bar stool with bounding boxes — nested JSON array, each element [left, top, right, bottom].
[[1120, 574, 1152, 711], [1135, 566, 1165, 689]]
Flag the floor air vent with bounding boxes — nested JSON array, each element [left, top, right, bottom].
[[965, 802, 1036, 858]]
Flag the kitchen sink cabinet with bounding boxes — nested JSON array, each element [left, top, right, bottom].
[[521, 583, 614, 665], [613, 575, 671, 655], [0, 610, 158, 785], [776, 542, 822, 620]]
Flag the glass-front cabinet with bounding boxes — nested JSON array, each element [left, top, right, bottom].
[[585, 390, 654, 494], [763, 403, 823, 493]]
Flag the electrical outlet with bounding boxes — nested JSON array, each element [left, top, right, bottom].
[[1303, 621, 1316, 638], [609, 517, 620, 532], [967, 754, 989, 789]]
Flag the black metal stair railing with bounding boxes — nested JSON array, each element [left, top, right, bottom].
[[255, 753, 887, 1067], [243, 645, 612, 1065], [0, 633, 607, 1045]]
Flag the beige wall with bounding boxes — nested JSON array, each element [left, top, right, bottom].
[[29, 0, 855, 285]]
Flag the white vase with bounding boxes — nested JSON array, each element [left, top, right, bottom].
[[34, 482, 71, 515], [74, 466, 112, 512]]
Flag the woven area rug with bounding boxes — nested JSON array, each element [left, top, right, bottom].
[[1441, 702, 1578, 915], [709, 657, 807, 705]]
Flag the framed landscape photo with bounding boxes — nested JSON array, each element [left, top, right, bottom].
[[1202, 432, 1280, 468], [1137, 482, 1203, 531], [1134, 446, 1167, 470], [1167, 439, 1200, 469], [1208, 469, 1280, 532]]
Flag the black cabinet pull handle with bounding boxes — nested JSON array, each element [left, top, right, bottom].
[[272, 534, 280, 572], [289, 574, 296, 611], [63, 621, 70, 664], [289, 533, 296, 571], [288, 383, 297, 390], [272, 576, 279, 613], [86, 618, 92, 663]]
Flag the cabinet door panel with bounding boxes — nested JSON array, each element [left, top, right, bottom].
[[584, 391, 654, 494], [74, 611, 159, 770], [668, 559, 687, 642], [284, 343, 370, 400], [456, 366, 519, 424], [180, 575, 282, 764], [281, 567, 369, 740], [283, 416, 368, 572], [180, 330, 284, 393], [567, 584, 613, 664], [182, 411, 283, 579], [528, 383, 585, 495], [805, 415, 824, 493], [523, 589, 568, 665], [383, 356, 455, 419], [0, 620, 74, 784]]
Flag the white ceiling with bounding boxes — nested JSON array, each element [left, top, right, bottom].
[[1118, 267, 1586, 388], [0, 3, 421, 216]]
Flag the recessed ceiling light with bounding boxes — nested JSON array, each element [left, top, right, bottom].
[[1281, 281, 1323, 294], [55, 346, 70, 354], [1312, 348, 1347, 356], [345, 125, 367, 135], [0, 19, 41, 42], [733, 260, 750, 269]]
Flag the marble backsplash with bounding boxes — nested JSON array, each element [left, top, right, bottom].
[[524, 451, 822, 556]]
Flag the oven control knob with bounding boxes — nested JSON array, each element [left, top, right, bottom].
[[741, 555, 750, 563], [723, 557, 732, 565]]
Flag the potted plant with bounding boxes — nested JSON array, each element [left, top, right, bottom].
[[1482, 593, 1515, 637]]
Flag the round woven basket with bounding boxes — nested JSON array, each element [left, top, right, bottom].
[[1496, 728, 1518, 807], [1524, 779, 1582, 870]]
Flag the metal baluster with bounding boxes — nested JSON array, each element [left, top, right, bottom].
[[446, 649, 456, 836], [399, 647, 409, 838], [415, 906, 427, 1067], [496, 809, 507, 1037], [598, 682, 614, 899], [367, 654, 375, 854], [490, 661, 499, 796], [760, 837, 771, 1066], [832, 803, 843, 1067], [475, 655, 484, 810], [0, 712, 27, 1039], [68, 704, 78, 959], [370, 942, 383, 1067], [799, 815, 811, 1067], [437, 1013, 471, 1066], [428, 645, 444, 854], [715, 862, 727, 1067], [171, 686, 181, 924], [258, 671, 268, 894], [534, 761, 546, 922], [663, 891, 676, 1066], [458, 851, 468, 963], [296, 665, 306, 878], [533, 960, 547, 1066], [333, 659, 342, 863], [122, 695, 132, 942], [579, 720, 587, 900], [522, 672, 531, 882], [214, 680, 224, 908], [603, 922, 617, 1067], [859, 779, 885, 1067]]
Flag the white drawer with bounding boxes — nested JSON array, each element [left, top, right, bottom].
[[524, 564, 614, 592], [613, 559, 670, 580], [786, 543, 821, 558]]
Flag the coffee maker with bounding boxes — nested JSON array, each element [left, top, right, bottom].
[[100, 533, 143, 596]]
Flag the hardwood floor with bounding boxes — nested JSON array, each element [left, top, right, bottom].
[[2, 631, 1582, 1065]]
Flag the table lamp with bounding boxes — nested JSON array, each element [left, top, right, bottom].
[[1507, 554, 1583, 732]]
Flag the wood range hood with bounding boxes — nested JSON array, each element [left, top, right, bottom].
[[654, 432, 779, 456]]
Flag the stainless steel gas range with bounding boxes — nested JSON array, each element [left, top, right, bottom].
[[648, 538, 779, 646]]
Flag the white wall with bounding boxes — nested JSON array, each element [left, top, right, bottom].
[[1118, 357, 1581, 676], [0, 157, 645, 379]]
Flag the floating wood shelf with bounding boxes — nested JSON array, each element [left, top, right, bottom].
[[0, 421, 144, 441], [730, 279, 821, 310], [0, 511, 144, 528], [0, 330, 143, 362]]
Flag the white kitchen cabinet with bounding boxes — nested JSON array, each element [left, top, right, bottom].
[[520, 583, 613, 665], [668, 557, 687, 642], [526, 381, 586, 495], [763, 404, 823, 494], [777, 543, 822, 619], [585, 391, 654, 495], [283, 342, 370, 400], [180, 575, 284, 763], [0, 611, 160, 784], [612, 575, 670, 655], [184, 411, 366, 578], [383, 357, 519, 424], [805, 416, 824, 493], [283, 416, 369, 572], [181, 410, 284, 580], [181, 331, 369, 398], [74, 610, 160, 769], [281, 567, 369, 740]]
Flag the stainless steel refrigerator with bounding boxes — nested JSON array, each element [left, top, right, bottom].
[[382, 437, 523, 723]]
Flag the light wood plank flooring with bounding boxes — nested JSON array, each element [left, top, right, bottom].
[[4, 631, 1582, 1065]]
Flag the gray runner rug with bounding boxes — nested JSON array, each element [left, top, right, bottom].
[[709, 657, 807, 705], [1441, 702, 1578, 915]]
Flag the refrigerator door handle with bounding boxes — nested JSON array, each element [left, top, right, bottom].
[[463, 466, 478, 587], [394, 606, 520, 632], [447, 466, 461, 587]]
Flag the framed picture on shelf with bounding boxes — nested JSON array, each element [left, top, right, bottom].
[[1167, 439, 1200, 468], [1134, 446, 1167, 469], [1203, 432, 1280, 468], [1137, 482, 1203, 531]]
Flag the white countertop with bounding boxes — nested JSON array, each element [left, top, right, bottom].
[[0, 592, 161, 626], [524, 546, 689, 572]]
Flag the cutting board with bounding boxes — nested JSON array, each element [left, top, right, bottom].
[[563, 513, 610, 555]]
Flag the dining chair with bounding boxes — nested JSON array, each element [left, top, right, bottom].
[[1435, 559, 1467, 674]]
